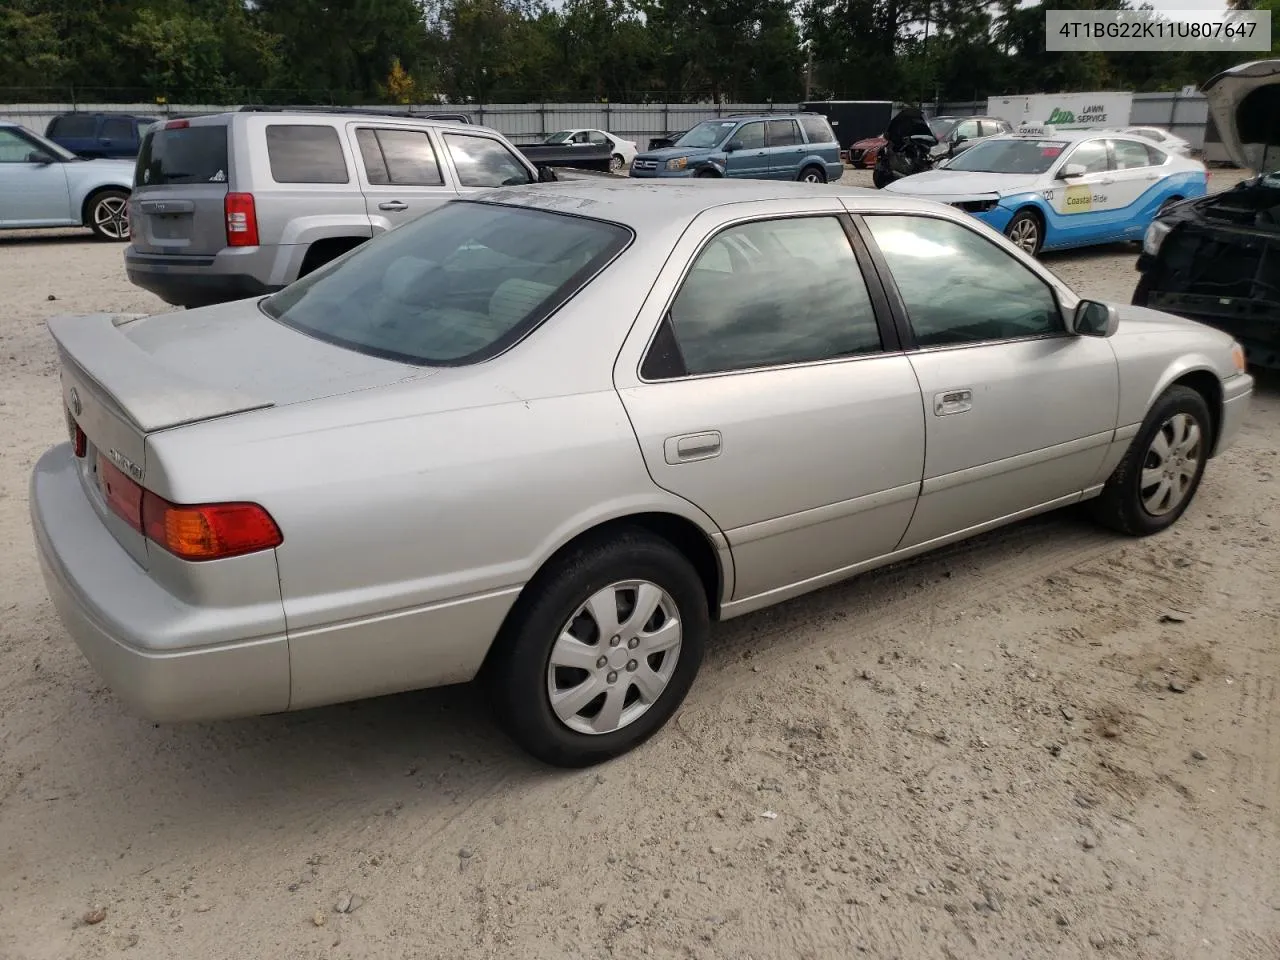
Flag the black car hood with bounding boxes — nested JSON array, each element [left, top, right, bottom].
[[884, 107, 935, 146], [1171, 172, 1280, 233], [1203, 58, 1280, 173]]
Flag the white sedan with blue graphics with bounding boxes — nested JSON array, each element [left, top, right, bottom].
[[882, 126, 1208, 256]]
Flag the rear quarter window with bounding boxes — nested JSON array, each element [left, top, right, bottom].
[[799, 116, 835, 144], [135, 125, 229, 185], [265, 124, 349, 184], [49, 115, 97, 139]]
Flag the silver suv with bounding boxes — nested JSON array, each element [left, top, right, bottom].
[[125, 111, 550, 308]]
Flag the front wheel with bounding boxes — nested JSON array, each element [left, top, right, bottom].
[[88, 189, 130, 242], [1004, 209, 1042, 257], [1090, 385, 1212, 536], [488, 529, 709, 767]]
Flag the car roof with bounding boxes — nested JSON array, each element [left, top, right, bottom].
[[188, 110, 506, 138], [472, 178, 946, 231]]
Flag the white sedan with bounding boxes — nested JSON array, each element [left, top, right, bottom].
[[543, 128, 638, 172], [1119, 126, 1193, 156]]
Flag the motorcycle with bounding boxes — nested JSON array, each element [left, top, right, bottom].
[[872, 106, 939, 188]]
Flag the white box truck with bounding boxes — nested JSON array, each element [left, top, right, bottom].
[[986, 92, 1133, 131]]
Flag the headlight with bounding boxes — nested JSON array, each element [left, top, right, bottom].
[[1143, 220, 1171, 257], [665, 157, 688, 171], [1230, 341, 1247, 374]]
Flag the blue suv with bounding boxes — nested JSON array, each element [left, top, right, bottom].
[[630, 113, 843, 183]]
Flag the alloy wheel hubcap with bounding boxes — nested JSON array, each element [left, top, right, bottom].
[[1140, 412, 1202, 516], [1008, 218, 1037, 253], [94, 197, 129, 239], [611, 155, 624, 171], [804, 172, 821, 182], [546, 580, 682, 735]]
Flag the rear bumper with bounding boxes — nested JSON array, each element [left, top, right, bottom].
[[125, 248, 278, 308], [30, 444, 290, 721]]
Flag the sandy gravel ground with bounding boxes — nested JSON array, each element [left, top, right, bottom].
[[1, 170, 1278, 960]]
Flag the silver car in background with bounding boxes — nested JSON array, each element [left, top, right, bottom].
[[32, 180, 1252, 767]]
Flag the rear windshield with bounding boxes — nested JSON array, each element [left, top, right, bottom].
[[261, 202, 631, 365], [135, 125, 229, 186]]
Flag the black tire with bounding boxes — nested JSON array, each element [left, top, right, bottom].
[[488, 528, 709, 767], [695, 168, 718, 178], [1003, 208, 1043, 257], [798, 164, 826, 184], [872, 166, 893, 189], [1090, 385, 1212, 536], [86, 188, 130, 242]]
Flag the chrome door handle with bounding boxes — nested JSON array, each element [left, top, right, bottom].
[[934, 389, 973, 416], [378, 200, 408, 211], [1098, 177, 1115, 185], [664, 431, 722, 464]]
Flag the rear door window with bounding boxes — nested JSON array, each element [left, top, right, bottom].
[[135, 125, 229, 185], [356, 128, 443, 185], [442, 134, 533, 187], [265, 124, 349, 184], [101, 117, 134, 140], [767, 120, 802, 147]]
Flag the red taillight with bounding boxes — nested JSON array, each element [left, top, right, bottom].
[[96, 454, 281, 561], [164, 119, 189, 130], [73, 424, 87, 458], [224, 192, 259, 247]]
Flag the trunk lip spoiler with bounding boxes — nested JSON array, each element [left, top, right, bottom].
[[47, 312, 274, 434]]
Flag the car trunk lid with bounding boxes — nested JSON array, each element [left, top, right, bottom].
[[50, 308, 430, 567], [130, 119, 232, 257]]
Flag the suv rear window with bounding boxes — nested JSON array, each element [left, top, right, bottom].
[[798, 116, 835, 144], [262, 201, 630, 365], [265, 124, 349, 183], [136, 125, 229, 185]]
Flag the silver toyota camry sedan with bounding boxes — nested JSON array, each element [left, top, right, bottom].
[[31, 179, 1253, 767]]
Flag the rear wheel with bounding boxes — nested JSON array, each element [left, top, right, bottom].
[[799, 165, 826, 184], [489, 529, 709, 767], [1091, 385, 1211, 536], [87, 189, 130, 242], [610, 153, 625, 172], [1004, 209, 1043, 257]]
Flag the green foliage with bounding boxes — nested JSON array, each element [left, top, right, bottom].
[[0, 0, 1267, 103]]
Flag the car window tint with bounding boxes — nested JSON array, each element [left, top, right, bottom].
[[262, 202, 629, 365], [799, 116, 835, 144], [360, 128, 443, 185], [767, 120, 801, 147], [443, 134, 533, 187], [866, 215, 1063, 347], [136, 125, 228, 185], [50, 115, 96, 138], [265, 124, 349, 183], [955, 120, 981, 139], [652, 217, 882, 378], [1144, 143, 1168, 165], [101, 117, 133, 140], [1111, 139, 1151, 170], [0, 128, 38, 162], [589, 131, 609, 144], [1064, 139, 1109, 173], [734, 122, 766, 150]]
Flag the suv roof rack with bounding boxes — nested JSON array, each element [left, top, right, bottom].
[[236, 105, 472, 123], [723, 110, 820, 118]]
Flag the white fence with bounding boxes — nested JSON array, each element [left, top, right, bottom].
[[0, 101, 803, 152]]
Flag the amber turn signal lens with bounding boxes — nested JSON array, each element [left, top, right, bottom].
[[1230, 343, 1247, 374]]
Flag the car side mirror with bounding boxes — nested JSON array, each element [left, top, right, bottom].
[[725, 140, 742, 153], [1059, 163, 1086, 179], [27, 150, 55, 165], [536, 164, 558, 183], [1071, 299, 1119, 338], [952, 134, 967, 144]]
